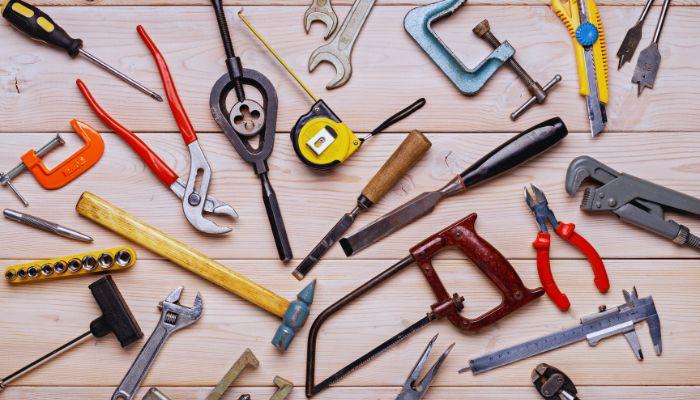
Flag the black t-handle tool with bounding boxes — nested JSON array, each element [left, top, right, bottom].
[[209, 3, 292, 261], [0, 275, 142, 391]]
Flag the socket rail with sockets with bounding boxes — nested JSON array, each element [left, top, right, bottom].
[[4, 246, 136, 284]]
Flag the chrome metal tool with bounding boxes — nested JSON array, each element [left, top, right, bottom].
[[395, 334, 454, 400], [308, 0, 376, 89], [304, 0, 338, 39], [632, 0, 671, 95], [112, 286, 203, 400], [3, 208, 92, 242], [461, 288, 661, 374], [616, 0, 654, 69], [532, 363, 579, 400], [566, 155, 700, 250]]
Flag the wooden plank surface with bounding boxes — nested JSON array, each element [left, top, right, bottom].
[[1, 0, 698, 399]]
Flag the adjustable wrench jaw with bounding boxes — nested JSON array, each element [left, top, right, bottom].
[[159, 286, 204, 330], [181, 142, 232, 235]]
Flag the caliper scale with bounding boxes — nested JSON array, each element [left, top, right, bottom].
[[462, 288, 662, 374], [238, 12, 424, 170]]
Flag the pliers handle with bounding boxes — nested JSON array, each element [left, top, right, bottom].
[[533, 221, 609, 311]]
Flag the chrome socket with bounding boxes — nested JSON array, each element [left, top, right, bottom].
[[41, 264, 54, 276], [115, 250, 132, 267], [98, 253, 114, 269], [68, 258, 82, 273], [16, 269, 27, 279], [53, 261, 67, 274], [5, 270, 16, 281], [27, 266, 39, 279], [82, 256, 98, 271]]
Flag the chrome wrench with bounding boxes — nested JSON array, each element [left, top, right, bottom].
[[304, 0, 338, 39], [112, 287, 203, 400], [308, 0, 376, 89]]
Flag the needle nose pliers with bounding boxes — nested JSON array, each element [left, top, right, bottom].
[[76, 26, 237, 235], [524, 184, 609, 311]]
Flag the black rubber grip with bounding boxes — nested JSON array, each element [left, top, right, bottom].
[[460, 117, 568, 187], [3, 0, 82, 57], [88, 275, 143, 347]]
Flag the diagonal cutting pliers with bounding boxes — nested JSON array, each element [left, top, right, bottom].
[[76, 26, 237, 235], [524, 184, 609, 311]]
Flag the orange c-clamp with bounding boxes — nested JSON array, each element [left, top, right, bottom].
[[1, 119, 104, 206]]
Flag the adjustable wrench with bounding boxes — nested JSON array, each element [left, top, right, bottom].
[[112, 287, 203, 400], [308, 0, 376, 89], [304, 0, 338, 39]]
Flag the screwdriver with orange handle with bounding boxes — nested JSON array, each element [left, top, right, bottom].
[[1, 0, 162, 102]]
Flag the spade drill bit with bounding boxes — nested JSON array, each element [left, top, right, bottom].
[[632, 0, 671, 95], [617, 0, 655, 69]]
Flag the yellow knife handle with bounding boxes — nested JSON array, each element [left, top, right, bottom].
[[587, 0, 609, 103], [552, 0, 588, 97]]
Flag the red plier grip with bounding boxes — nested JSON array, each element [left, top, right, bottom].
[[137, 25, 198, 146], [555, 222, 610, 293], [76, 79, 179, 187], [533, 232, 571, 311], [533, 222, 609, 312]]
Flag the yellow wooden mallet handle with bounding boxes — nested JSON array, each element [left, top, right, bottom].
[[76, 192, 288, 317]]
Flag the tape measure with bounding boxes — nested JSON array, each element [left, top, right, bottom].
[[236, 13, 425, 170]]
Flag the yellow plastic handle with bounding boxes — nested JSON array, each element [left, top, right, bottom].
[[587, 0, 609, 103], [551, 0, 588, 97]]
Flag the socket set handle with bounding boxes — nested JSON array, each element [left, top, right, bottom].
[[4, 246, 136, 284]]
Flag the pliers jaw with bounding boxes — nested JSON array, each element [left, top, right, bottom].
[[396, 334, 454, 400], [524, 184, 559, 232]]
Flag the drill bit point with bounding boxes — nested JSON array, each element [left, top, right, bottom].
[[458, 365, 471, 374], [637, 84, 645, 96]]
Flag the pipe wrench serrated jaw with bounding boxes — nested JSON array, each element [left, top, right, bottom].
[[565, 155, 620, 197]]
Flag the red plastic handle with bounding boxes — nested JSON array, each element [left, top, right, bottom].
[[556, 222, 610, 293], [137, 25, 198, 145], [410, 213, 544, 332], [76, 79, 178, 187], [533, 232, 571, 311]]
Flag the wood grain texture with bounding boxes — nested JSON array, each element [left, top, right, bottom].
[[361, 130, 431, 203], [1, 0, 698, 398], [1, 6, 698, 133]]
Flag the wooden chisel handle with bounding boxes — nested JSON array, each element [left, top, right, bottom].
[[75, 192, 289, 318], [361, 130, 432, 204]]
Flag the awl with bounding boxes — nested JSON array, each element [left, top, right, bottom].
[[293, 130, 432, 280], [340, 118, 568, 256]]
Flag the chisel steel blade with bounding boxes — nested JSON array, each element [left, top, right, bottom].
[[340, 190, 450, 256], [294, 210, 359, 279]]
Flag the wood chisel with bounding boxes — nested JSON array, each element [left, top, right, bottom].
[[1, 0, 162, 101], [340, 118, 568, 256], [551, 0, 608, 136], [461, 288, 661, 374], [238, 11, 425, 171], [293, 130, 432, 280]]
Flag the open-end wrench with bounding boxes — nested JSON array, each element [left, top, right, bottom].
[[112, 287, 203, 400], [308, 0, 376, 89], [305, 0, 338, 39]]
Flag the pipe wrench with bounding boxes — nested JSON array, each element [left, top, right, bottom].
[[77, 26, 237, 235], [565, 155, 700, 251], [112, 286, 203, 400], [552, 0, 608, 136]]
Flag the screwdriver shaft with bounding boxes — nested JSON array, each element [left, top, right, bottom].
[[78, 48, 163, 102]]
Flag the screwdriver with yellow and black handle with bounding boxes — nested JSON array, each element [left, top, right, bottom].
[[1, 0, 162, 102]]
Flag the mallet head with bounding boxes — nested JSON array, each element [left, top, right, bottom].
[[272, 280, 316, 350]]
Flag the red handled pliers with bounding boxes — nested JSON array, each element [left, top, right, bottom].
[[76, 26, 237, 235], [524, 184, 609, 311]]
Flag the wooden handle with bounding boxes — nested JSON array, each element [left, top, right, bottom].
[[361, 130, 431, 204], [76, 192, 289, 318]]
